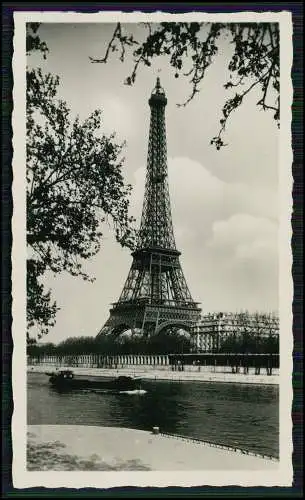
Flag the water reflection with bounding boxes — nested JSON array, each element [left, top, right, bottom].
[[108, 381, 188, 431]]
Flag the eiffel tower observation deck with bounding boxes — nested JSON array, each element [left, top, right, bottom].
[[97, 78, 201, 338]]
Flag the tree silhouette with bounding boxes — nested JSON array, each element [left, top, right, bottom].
[[26, 24, 135, 338]]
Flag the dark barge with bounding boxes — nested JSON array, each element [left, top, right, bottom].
[[46, 370, 145, 394]]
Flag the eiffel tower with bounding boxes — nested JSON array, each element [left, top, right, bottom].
[[97, 78, 201, 338]]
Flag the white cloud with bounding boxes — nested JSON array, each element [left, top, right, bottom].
[[208, 214, 277, 255], [235, 239, 276, 260], [130, 157, 278, 244]]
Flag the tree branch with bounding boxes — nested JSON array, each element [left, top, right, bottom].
[[89, 23, 121, 63]]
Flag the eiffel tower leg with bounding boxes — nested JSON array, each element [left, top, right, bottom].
[[142, 322, 156, 337], [97, 313, 134, 337]]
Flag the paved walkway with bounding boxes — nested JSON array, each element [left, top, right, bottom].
[[28, 364, 279, 385], [27, 425, 279, 471]]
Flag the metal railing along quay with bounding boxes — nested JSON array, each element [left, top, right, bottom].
[[159, 431, 279, 462]]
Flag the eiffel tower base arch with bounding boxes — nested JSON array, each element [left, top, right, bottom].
[[97, 303, 200, 339]]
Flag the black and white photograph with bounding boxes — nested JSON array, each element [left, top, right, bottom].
[[12, 10, 293, 488]]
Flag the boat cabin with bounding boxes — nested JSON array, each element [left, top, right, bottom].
[[53, 370, 74, 379]]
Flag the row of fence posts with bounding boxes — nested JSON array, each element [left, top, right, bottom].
[[27, 354, 277, 375], [158, 431, 278, 461], [28, 354, 170, 368]]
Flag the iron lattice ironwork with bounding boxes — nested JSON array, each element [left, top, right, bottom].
[[97, 78, 201, 338]]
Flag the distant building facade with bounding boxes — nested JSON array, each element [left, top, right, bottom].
[[192, 312, 279, 352]]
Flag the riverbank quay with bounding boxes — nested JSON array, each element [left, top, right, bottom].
[[27, 425, 279, 471], [28, 364, 279, 385]]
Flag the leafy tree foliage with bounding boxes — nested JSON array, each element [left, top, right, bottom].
[[27, 328, 193, 357], [218, 332, 279, 375], [146, 328, 192, 354], [90, 22, 279, 148], [56, 336, 99, 355], [99, 328, 193, 355], [26, 23, 49, 59], [27, 341, 57, 357], [261, 334, 279, 354], [26, 27, 135, 339]]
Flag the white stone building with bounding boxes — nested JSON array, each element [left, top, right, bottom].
[[192, 312, 279, 352]]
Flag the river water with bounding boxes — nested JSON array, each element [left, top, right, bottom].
[[27, 372, 279, 458]]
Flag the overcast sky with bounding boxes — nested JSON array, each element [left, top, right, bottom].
[[28, 22, 279, 344]]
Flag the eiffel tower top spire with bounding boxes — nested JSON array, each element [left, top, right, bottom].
[[154, 76, 164, 94], [137, 78, 177, 251], [148, 76, 167, 106]]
